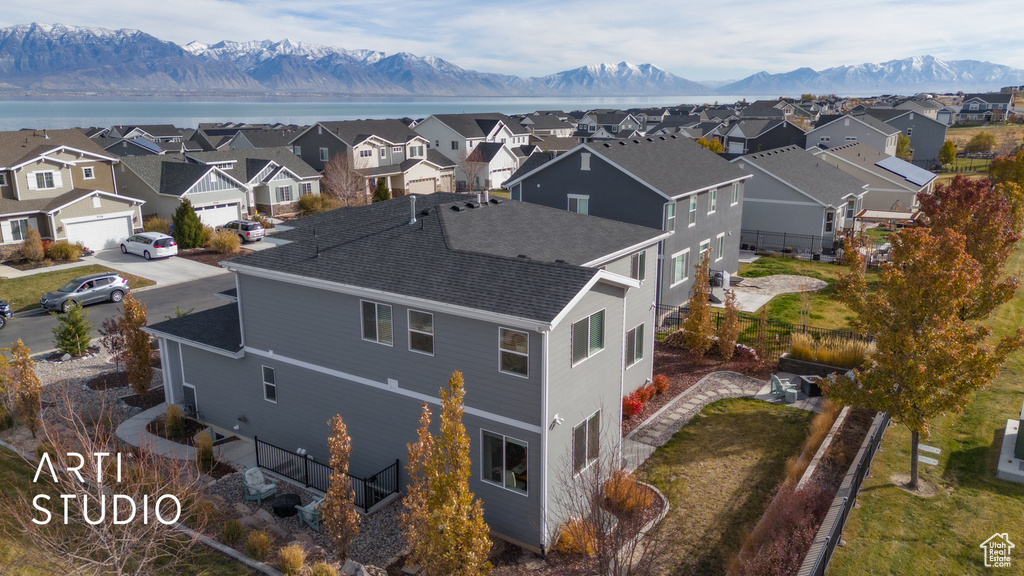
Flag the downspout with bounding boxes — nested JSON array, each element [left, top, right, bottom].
[[540, 330, 550, 553], [619, 285, 628, 467]]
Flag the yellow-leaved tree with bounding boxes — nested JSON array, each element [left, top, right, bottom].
[[321, 415, 360, 558]]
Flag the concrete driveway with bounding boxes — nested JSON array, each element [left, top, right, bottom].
[[86, 249, 228, 287]]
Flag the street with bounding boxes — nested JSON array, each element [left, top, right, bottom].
[[0, 275, 236, 354]]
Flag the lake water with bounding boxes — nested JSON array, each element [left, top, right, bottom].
[[0, 95, 778, 131]]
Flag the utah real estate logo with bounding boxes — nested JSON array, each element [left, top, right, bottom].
[[980, 533, 1014, 568]]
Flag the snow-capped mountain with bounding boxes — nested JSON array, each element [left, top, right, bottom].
[[534, 62, 713, 95], [718, 56, 1024, 94]]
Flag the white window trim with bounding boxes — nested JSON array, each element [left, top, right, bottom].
[[498, 327, 530, 379], [670, 248, 690, 288], [625, 323, 645, 368], [567, 194, 589, 214], [380, 148, 387, 158], [708, 189, 717, 215], [731, 183, 739, 206], [262, 365, 277, 403], [715, 232, 726, 262], [182, 383, 198, 413], [570, 309, 606, 368], [82, 166, 95, 180], [407, 309, 434, 357], [688, 196, 697, 227], [360, 300, 394, 347], [479, 429, 529, 497], [700, 239, 712, 258], [35, 170, 57, 190], [319, 147, 329, 162], [630, 250, 646, 282], [572, 411, 601, 477], [0, 173, 7, 186], [665, 202, 676, 231]]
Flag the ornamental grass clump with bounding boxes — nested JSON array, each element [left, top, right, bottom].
[[602, 469, 655, 514], [277, 544, 306, 575], [246, 530, 270, 561], [787, 333, 875, 369], [553, 518, 598, 556], [221, 518, 245, 546], [166, 404, 185, 438]]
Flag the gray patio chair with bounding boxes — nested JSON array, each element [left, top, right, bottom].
[[296, 497, 324, 531], [770, 374, 797, 398], [243, 467, 278, 504]]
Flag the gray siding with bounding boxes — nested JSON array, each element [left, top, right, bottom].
[[886, 114, 947, 169], [292, 128, 349, 171], [740, 171, 828, 237], [602, 246, 657, 394]]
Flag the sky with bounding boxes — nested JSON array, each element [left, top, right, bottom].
[[4, 0, 1024, 81]]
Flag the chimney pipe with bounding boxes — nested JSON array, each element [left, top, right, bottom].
[[484, 190, 490, 204], [409, 195, 417, 225], [476, 193, 482, 205]]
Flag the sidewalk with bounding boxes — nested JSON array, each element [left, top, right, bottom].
[[1, 249, 228, 286], [115, 401, 257, 468], [0, 259, 94, 279]]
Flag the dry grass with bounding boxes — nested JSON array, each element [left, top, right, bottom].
[[783, 401, 844, 487], [552, 519, 599, 556], [788, 333, 875, 369], [603, 470, 655, 514], [947, 124, 1024, 154]]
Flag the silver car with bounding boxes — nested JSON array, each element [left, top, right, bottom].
[[217, 220, 265, 243], [40, 273, 130, 313]]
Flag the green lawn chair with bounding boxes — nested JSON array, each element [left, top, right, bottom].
[[296, 497, 324, 531], [770, 374, 796, 398]]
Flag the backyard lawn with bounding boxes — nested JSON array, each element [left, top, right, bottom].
[[0, 447, 254, 575], [738, 256, 878, 330], [946, 124, 1024, 154], [639, 398, 814, 576], [0, 264, 155, 312], [827, 241, 1024, 574]]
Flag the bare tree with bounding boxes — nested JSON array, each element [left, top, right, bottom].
[[457, 147, 486, 193], [550, 439, 668, 576], [0, 382, 209, 576], [321, 153, 369, 206]]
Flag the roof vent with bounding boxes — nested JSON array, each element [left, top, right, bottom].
[[670, 134, 678, 139], [603, 143, 612, 147], [466, 202, 478, 209], [659, 136, 666, 140], [409, 195, 417, 225], [618, 141, 627, 146], [451, 205, 462, 212], [489, 198, 502, 205], [646, 137, 653, 142], [555, 259, 566, 264], [420, 208, 432, 216], [517, 254, 529, 259]]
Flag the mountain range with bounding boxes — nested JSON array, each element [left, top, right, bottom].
[[0, 23, 1021, 97]]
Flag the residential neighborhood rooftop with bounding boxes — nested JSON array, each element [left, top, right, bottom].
[[738, 145, 869, 206]]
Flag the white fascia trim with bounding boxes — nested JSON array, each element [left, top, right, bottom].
[[539, 330, 550, 547], [225, 262, 553, 332], [10, 146, 119, 170], [581, 233, 673, 268], [45, 190, 144, 214], [0, 208, 46, 218], [743, 198, 821, 207], [267, 165, 302, 183], [142, 327, 244, 359], [668, 174, 751, 201], [58, 210, 135, 225], [502, 144, 598, 190], [290, 122, 353, 147], [182, 167, 249, 195], [245, 346, 543, 435], [548, 270, 638, 331], [735, 160, 828, 207]]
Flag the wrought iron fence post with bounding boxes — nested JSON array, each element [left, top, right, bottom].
[[304, 455, 310, 488], [255, 436, 260, 468]]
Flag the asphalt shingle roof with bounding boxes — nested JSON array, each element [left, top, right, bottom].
[[147, 304, 242, 354], [467, 142, 505, 163], [738, 145, 868, 207], [121, 154, 217, 196], [226, 194, 664, 323], [0, 129, 115, 167], [429, 113, 530, 138], [187, 147, 320, 181], [315, 119, 423, 147], [583, 135, 749, 197]]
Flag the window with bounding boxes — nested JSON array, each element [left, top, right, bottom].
[[820, 136, 831, 142], [581, 152, 591, 171], [845, 136, 857, 141], [626, 324, 645, 367], [359, 149, 373, 158], [499, 328, 529, 377], [451, 141, 459, 150], [572, 412, 600, 475], [688, 196, 697, 226], [82, 167, 95, 180], [970, 103, 979, 111], [567, 195, 589, 215], [630, 251, 646, 281], [392, 146, 402, 153], [409, 146, 424, 157], [361, 301, 393, 346], [700, 240, 711, 258], [10, 218, 29, 242], [571, 310, 605, 365], [275, 186, 293, 202], [825, 211, 835, 233], [300, 182, 312, 196], [708, 189, 717, 214], [408, 310, 434, 355], [731, 182, 739, 205], [0, 173, 6, 186], [671, 249, 689, 286], [380, 147, 387, 158], [35, 171, 55, 189], [846, 200, 855, 220], [665, 202, 675, 231], [906, 128, 913, 137], [435, 140, 440, 147], [293, 145, 301, 156], [262, 366, 277, 403], [716, 233, 725, 261], [482, 431, 528, 494], [319, 148, 329, 162]]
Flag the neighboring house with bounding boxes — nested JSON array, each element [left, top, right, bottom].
[[519, 114, 575, 138], [116, 154, 251, 226], [575, 113, 642, 138], [699, 108, 739, 124], [185, 148, 322, 218], [895, 99, 942, 121], [862, 109, 948, 168], [739, 99, 794, 119], [0, 129, 144, 249], [98, 137, 183, 157], [109, 125, 183, 143], [504, 134, 751, 312], [958, 93, 1014, 123], [806, 114, 900, 156], [228, 128, 305, 151], [811, 142, 936, 212], [645, 115, 701, 135], [414, 113, 531, 190], [722, 119, 807, 155], [144, 193, 668, 552], [732, 146, 869, 239], [936, 107, 957, 126]]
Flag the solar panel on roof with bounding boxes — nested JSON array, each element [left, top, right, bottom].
[[876, 156, 936, 187]]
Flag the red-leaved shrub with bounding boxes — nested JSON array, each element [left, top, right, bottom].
[[653, 374, 669, 394], [622, 395, 643, 418], [635, 385, 653, 404]]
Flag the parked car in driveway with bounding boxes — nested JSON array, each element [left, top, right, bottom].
[[216, 220, 265, 243], [121, 232, 178, 260], [0, 301, 11, 330], [40, 273, 130, 313]]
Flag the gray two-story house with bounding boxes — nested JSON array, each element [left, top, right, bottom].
[[862, 108, 948, 169], [145, 193, 667, 552], [503, 135, 751, 316]]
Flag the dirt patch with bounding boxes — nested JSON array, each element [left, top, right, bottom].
[[86, 371, 129, 390], [120, 386, 165, 409], [890, 473, 938, 498], [176, 247, 253, 268]]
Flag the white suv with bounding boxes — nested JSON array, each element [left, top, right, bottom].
[[120, 232, 178, 260]]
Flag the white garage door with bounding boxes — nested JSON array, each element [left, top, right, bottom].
[[728, 141, 745, 154], [194, 203, 241, 227], [407, 178, 436, 195], [65, 216, 132, 250]]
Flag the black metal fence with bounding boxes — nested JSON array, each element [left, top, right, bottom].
[[656, 305, 873, 361], [740, 229, 894, 266], [254, 436, 400, 513], [797, 412, 891, 576]]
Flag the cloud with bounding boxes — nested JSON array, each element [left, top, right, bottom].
[[1, 0, 1021, 80]]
